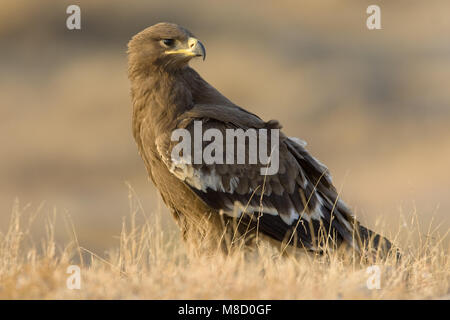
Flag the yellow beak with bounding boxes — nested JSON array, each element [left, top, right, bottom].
[[166, 37, 206, 61]]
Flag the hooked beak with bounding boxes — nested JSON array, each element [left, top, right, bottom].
[[189, 37, 206, 61], [166, 37, 206, 61]]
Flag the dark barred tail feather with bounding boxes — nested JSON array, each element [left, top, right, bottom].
[[226, 208, 399, 260], [357, 225, 391, 250], [356, 224, 401, 260]]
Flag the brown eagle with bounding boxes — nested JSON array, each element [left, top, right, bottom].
[[127, 22, 392, 255]]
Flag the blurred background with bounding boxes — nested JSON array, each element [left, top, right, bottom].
[[1, 0, 449, 252]]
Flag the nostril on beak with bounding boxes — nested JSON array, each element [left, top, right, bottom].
[[188, 38, 198, 49], [187, 37, 205, 60]]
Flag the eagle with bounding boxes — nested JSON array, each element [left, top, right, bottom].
[[127, 22, 392, 256]]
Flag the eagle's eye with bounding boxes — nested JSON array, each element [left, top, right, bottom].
[[161, 39, 175, 47]]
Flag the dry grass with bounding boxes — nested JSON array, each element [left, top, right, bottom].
[[0, 193, 448, 300]]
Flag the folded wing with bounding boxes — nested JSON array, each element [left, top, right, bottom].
[[155, 104, 358, 250]]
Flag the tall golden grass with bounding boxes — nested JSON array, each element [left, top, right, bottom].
[[0, 191, 448, 300]]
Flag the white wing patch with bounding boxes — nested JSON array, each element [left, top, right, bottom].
[[226, 201, 278, 218], [170, 163, 235, 193], [284, 207, 301, 225], [289, 137, 307, 147], [222, 200, 301, 226], [157, 139, 238, 193], [310, 194, 325, 220]]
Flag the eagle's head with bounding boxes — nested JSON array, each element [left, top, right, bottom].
[[128, 22, 206, 73]]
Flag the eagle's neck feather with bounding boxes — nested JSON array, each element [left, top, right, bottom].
[[130, 67, 196, 141]]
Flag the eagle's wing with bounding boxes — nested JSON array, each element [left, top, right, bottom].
[[155, 104, 357, 249]]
